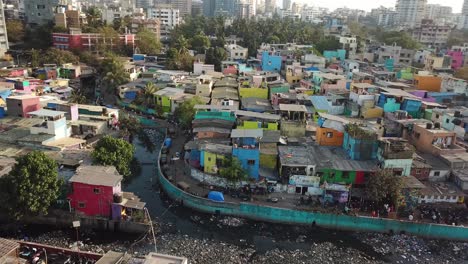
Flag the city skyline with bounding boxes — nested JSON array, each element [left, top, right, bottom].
[[280, 0, 464, 12]]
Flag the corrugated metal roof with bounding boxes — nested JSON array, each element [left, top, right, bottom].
[[69, 165, 122, 187], [310, 96, 330, 111], [231, 129, 263, 138]]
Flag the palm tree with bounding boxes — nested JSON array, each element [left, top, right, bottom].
[[69, 90, 87, 104], [141, 82, 159, 108], [174, 36, 190, 55], [86, 7, 102, 28]]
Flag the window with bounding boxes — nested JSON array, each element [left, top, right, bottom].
[[326, 132, 333, 138], [342, 172, 349, 179], [446, 119, 450, 123], [93, 188, 100, 194], [434, 171, 440, 176], [78, 202, 86, 208], [415, 169, 421, 175], [207, 157, 211, 162], [247, 159, 255, 165]]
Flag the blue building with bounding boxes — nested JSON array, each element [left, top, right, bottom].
[[343, 125, 378, 161], [231, 129, 263, 179], [0, 83, 15, 104], [261, 51, 282, 72], [323, 50, 346, 62], [400, 98, 422, 118]]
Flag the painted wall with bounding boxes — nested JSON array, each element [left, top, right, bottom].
[[381, 159, 413, 176], [319, 169, 356, 184], [202, 151, 225, 174], [158, 168, 468, 241], [316, 127, 344, 146], [343, 132, 378, 161], [280, 121, 306, 137], [239, 88, 268, 99], [414, 76, 442, 92], [232, 148, 260, 179], [261, 52, 282, 72], [238, 121, 278, 130], [68, 182, 119, 217]]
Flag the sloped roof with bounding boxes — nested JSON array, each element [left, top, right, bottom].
[[69, 165, 122, 187]]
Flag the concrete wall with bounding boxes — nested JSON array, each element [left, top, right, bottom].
[[158, 166, 468, 241]]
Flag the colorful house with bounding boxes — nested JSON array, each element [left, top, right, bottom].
[[310, 95, 345, 115], [400, 98, 422, 118], [413, 75, 442, 92], [313, 73, 348, 94], [154, 87, 185, 113], [342, 124, 378, 161], [200, 143, 232, 174], [6, 95, 41, 117], [231, 129, 262, 179], [446, 50, 463, 70], [0, 82, 15, 105], [441, 76, 467, 95], [259, 130, 280, 171], [377, 138, 414, 176], [261, 51, 282, 72], [316, 112, 349, 147], [68, 165, 123, 217], [323, 49, 346, 62], [235, 110, 280, 130]]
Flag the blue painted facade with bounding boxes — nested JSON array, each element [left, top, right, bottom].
[[378, 95, 401, 112], [427, 92, 458, 103], [124, 90, 138, 100], [261, 51, 282, 72], [0, 88, 13, 101], [400, 98, 422, 113], [231, 136, 260, 179], [323, 49, 346, 62], [343, 132, 378, 160]]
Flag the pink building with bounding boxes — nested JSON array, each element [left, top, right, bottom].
[[68, 166, 122, 217], [410, 90, 437, 103], [6, 95, 41, 117], [447, 50, 464, 70]]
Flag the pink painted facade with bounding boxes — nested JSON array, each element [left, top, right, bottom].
[[320, 80, 349, 94], [68, 181, 121, 217], [447, 50, 464, 70], [6, 96, 41, 117]]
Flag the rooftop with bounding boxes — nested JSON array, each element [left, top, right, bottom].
[[154, 87, 185, 97], [279, 104, 308, 112], [241, 98, 273, 112], [278, 145, 376, 171], [235, 110, 281, 121], [143, 252, 188, 264], [200, 143, 232, 155], [0, 238, 19, 261], [231, 129, 263, 138], [69, 165, 122, 187], [28, 109, 66, 117]]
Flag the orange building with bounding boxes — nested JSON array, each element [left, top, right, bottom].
[[414, 75, 442, 92], [316, 127, 344, 146]]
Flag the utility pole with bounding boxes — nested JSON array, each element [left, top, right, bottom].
[[144, 207, 157, 253]]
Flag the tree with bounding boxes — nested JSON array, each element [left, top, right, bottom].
[[377, 31, 420, 49], [205, 47, 227, 72], [30, 49, 40, 68], [42, 48, 79, 65], [6, 20, 25, 43], [174, 96, 205, 128], [23, 23, 53, 49], [91, 136, 135, 177], [190, 33, 211, 54], [366, 169, 403, 206], [85, 6, 103, 29], [0, 151, 61, 219], [315, 37, 341, 54], [96, 26, 120, 54], [100, 53, 130, 93], [136, 29, 162, 55], [219, 157, 248, 187], [69, 90, 87, 104]]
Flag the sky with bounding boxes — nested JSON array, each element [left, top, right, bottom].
[[279, 0, 465, 13]]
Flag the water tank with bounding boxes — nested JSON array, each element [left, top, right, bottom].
[[113, 193, 123, 203], [426, 123, 433, 129]]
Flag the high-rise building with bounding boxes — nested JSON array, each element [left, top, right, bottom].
[[0, 0, 8, 57], [136, 0, 153, 9], [264, 0, 275, 13], [24, 0, 58, 25], [412, 19, 451, 48], [395, 0, 427, 28], [171, 0, 192, 16], [237, 0, 256, 18], [370, 6, 397, 27], [203, 0, 216, 16], [425, 4, 452, 20], [282, 0, 291, 10], [215, 0, 239, 16], [191, 1, 203, 16], [463, 0, 468, 15]]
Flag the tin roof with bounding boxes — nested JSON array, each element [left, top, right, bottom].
[[231, 129, 263, 138], [69, 165, 122, 187]]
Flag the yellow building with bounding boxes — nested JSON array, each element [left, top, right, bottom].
[[201, 143, 232, 174]]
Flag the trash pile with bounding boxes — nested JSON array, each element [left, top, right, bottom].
[[218, 217, 245, 227], [357, 233, 468, 263]]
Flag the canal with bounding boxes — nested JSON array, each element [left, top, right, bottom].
[[125, 130, 384, 258]]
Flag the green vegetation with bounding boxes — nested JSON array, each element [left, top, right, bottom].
[[100, 53, 130, 93], [344, 123, 377, 140], [136, 29, 162, 55], [92, 136, 135, 177], [375, 31, 421, 49], [366, 169, 403, 205], [42, 48, 79, 65], [219, 157, 248, 187], [0, 151, 62, 219], [134, 82, 159, 109], [6, 20, 25, 43], [69, 90, 88, 104], [174, 96, 205, 128]]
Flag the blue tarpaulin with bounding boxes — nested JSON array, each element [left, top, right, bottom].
[[164, 138, 172, 148], [208, 191, 225, 202]]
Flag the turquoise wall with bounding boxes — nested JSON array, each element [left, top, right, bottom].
[[157, 162, 468, 241]]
